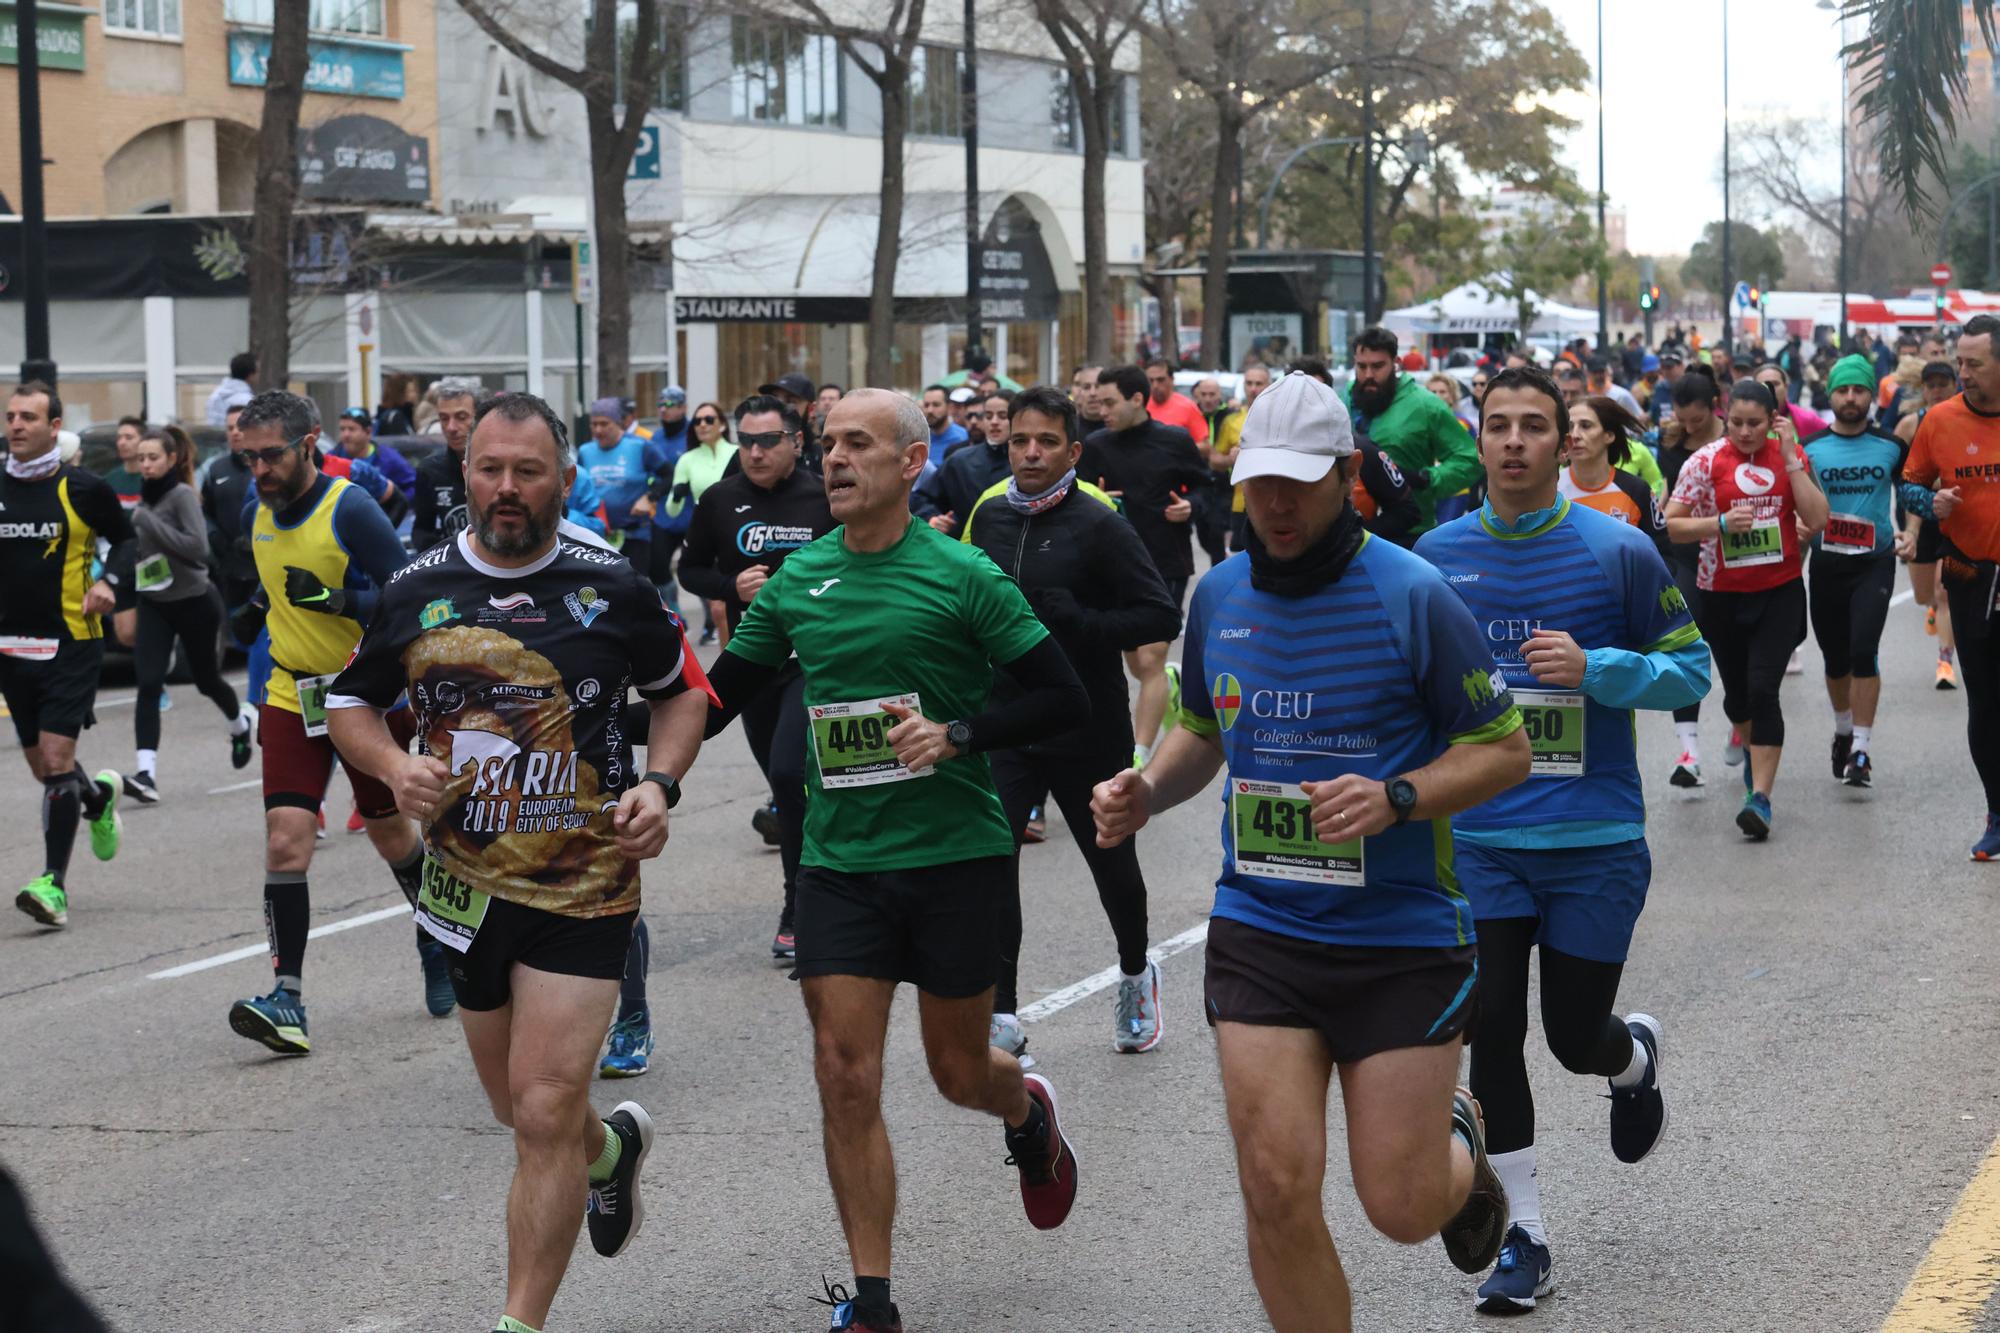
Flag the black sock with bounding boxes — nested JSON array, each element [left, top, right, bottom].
[[390, 844, 423, 909], [72, 765, 110, 820], [1008, 1096, 1046, 1142], [264, 872, 310, 992], [854, 1276, 892, 1319], [41, 775, 79, 884]]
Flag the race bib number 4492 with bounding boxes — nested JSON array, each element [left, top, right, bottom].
[[810, 693, 930, 789]]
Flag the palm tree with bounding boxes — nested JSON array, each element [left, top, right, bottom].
[[1845, 0, 1998, 218]]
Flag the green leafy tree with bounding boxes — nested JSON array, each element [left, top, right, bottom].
[[1680, 220, 1785, 296]]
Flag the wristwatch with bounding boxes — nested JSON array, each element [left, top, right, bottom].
[[1385, 778, 1419, 826], [945, 719, 975, 754], [641, 771, 682, 809]]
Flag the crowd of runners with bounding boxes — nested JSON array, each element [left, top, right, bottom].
[[5, 310, 1997, 1331]]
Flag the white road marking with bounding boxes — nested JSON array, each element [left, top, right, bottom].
[[205, 778, 263, 794], [1893, 589, 1916, 607], [148, 904, 411, 980], [1018, 919, 1209, 1024]]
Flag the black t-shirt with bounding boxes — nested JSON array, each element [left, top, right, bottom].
[[0, 463, 134, 641], [411, 447, 467, 552], [678, 466, 836, 629], [1078, 420, 1211, 579], [328, 532, 693, 919]]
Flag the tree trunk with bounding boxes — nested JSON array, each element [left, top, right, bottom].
[[248, 2, 309, 391], [869, 79, 909, 386], [1202, 103, 1241, 371], [1080, 65, 1115, 364], [586, 95, 633, 397]]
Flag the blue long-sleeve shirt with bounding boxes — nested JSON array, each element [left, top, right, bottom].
[[578, 432, 654, 533]]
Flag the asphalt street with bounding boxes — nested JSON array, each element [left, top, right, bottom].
[[5, 570, 2000, 1332]]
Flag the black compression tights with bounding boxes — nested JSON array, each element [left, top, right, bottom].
[[1468, 916, 1636, 1155]]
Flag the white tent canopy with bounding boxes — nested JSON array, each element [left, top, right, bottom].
[[1382, 281, 1599, 338]]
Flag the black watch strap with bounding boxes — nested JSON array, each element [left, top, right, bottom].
[[641, 771, 681, 808], [946, 719, 975, 753], [1386, 777, 1418, 825]]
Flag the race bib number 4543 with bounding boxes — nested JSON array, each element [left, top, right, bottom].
[[810, 693, 931, 789], [1230, 778, 1364, 886]]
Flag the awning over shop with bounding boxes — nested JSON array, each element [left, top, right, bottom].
[[367, 196, 663, 247]]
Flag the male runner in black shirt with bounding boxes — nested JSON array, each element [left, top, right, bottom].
[[410, 378, 481, 551]]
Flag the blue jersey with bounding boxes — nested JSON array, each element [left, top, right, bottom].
[[579, 433, 653, 533], [1415, 499, 1706, 848], [646, 425, 690, 533], [1179, 538, 1522, 949], [1803, 426, 1907, 557]]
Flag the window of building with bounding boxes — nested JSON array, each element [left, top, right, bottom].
[[731, 15, 844, 127], [909, 45, 963, 138], [612, 3, 688, 113], [225, 0, 386, 38], [1049, 67, 1076, 150], [105, 0, 182, 40], [1108, 73, 1129, 155]]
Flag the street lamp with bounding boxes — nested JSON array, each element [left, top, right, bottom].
[[1721, 0, 1733, 352], [1595, 0, 1608, 353], [1818, 0, 1848, 344]]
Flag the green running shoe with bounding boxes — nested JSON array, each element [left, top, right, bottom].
[[15, 874, 67, 928], [228, 988, 310, 1055], [1162, 661, 1185, 734], [88, 770, 122, 861]]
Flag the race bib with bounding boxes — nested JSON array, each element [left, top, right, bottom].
[[0, 636, 58, 661], [415, 854, 489, 953], [1822, 514, 1876, 556], [1229, 778, 1364, 886], [135, 553, 174, 593], [1515, 689, 1586, 777], [810, 693, 930, 789], [295, 673, 334, 738], [1720, 513, 1783, 568]]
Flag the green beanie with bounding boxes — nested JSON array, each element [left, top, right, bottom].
[[1828, 354, 1878, 393]]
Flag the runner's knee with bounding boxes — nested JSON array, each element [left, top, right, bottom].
[[508, 1076, 584, 1147], [812, 1033, 884, 1121]]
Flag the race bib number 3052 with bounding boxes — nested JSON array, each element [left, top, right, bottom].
[[810, 693, 930, 789], [1230, 778, 1364, 886], [1515, 689, 1586, 777], [1823, 514, 1876, 556]]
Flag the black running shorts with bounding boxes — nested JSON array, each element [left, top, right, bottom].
[[1203, 915, 1478, 1065], [0, 638, 104, 746], [1917, 516, 1944, 565], [792, 855, 1009, 998], [443, 894, 636, 1012]]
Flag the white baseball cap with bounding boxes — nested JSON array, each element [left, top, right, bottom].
[[1231, 371, 1356, 486]]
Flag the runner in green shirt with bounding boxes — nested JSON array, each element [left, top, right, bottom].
[[702, 387, 1088, 1333]]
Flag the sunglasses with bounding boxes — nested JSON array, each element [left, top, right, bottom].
[[233, 436, 307, 467], [738, 431, 794, 451], [693, 414, 721, 425]]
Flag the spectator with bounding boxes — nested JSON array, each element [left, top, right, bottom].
[[921, 385, 971, 463], [1344, 325, 1481, 534], [206, 351, 256, 427]]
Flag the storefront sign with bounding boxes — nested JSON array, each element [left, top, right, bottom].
[[228, 27, 407, 100], [1230, 313, 1303, 367], [675, 296, 872, 323], [0, 3, 88, 71], [978, 198, 1060, 324], [298, 115, 431, 205]]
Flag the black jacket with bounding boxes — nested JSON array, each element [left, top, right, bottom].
[[965, 482, 1182, 755], [912, 439, 1013, 525], [1079, 420, 1211, 580], [410, 446, 467, 552], [679, 466, 837, 629], [200, 452, 257, 601], [1355, 435, 1423, 547]]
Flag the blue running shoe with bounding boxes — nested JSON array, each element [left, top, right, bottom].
[[1973, 812, 2000, 862], [1609, 1013, 1667, 1163], [1736, 791, 1771, 840], [1476, 1225, 1554, 1313], [600, 1010, 654, 1078], [416, 928, 456, 1017], [228, 987, 310, 1055]]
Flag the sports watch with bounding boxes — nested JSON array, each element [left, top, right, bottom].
[[1385, 778, 1419, 826], [945, 720, 975, 754], [641, 771, 682, 809]]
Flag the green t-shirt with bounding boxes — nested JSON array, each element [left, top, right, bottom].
[[723, 517, 1048, 872]]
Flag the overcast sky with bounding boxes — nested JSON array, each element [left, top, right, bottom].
[[1537, 0, 1850, 256]]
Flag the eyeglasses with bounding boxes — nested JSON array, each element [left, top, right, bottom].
[[738, 431, 795, 451], [233, 436, 307, 467], [693, 414, 721, 425]]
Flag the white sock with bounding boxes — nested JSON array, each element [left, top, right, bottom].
[[1609, 1033, 1650, 1088], [1121, 962, 1150, 979], [1673, 721, 1699, 760], [135, 749, 157, 777], [1134, 741, 1154, 767], [1490, 1147, 1545, 1245], [1833, 709, 1853, 735], [232, 705, 254, 736], [1852, 724, 1872, 750]]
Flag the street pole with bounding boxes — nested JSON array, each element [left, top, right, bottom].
[[1595, 0, 1609, 353], [17, 0, 54, 386], [1721, 0, 1733, 352], [963, 0, 983, 360], [1360, 0, 1377, 331], [1838, 81, 1849, 342]]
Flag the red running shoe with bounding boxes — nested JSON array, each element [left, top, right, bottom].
[[1005, 1071, 1078, 1230], [346, 805, 365, 834]]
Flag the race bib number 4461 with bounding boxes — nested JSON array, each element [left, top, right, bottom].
[[810, 693, 930, 789], [1230, 778, 1364, 886]]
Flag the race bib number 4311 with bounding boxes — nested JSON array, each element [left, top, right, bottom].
[[1230, 778, 1364, 886]]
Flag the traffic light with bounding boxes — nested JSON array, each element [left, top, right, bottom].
[[1748, 285, 1762, 307], [1937, 288, 1949, 314], [1639, 285, 1654, 311], [1649, 284, 1661, 308]]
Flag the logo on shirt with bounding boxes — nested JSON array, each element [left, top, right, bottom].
[[736, 523, 819, 557], [0, 521, 59, 541], [1660, 585, 1687, 617], [1446, 572, 1481, 584], [1461, 669, 1503, 707], [1732, 463, 1777, 496], [1212, 672, 1242, 732], [576, 678, 601, 704], [564, 586, 609, 628], [735, 504, 753, 513], [807, 578, 842, 597], [418, 598, 459, 630], [488, 592, 536, 613]]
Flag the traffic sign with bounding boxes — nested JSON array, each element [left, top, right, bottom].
[[1932, 263, 1954, 286], [1733, 281, 1752, 309], [628, 126, 661, 181]]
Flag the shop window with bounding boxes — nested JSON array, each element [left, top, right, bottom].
[[910, 45, 963, 138], [105, 0, 182, 40], [1049, 67, 1076, 150], [731, 15, 843, 127], [225, 0, 386, 37]]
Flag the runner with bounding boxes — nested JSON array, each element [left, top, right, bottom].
[[1090, 370, 1529, 1332], [1561, 398, 1670, 557], [1902, 314, 2000, 858], [326, 390, 707, 1333], [912, 390, 1013, 534], [1210, 362, 1273, 552], [662, 402, 739, 645], [1805, 355, 1927, 789], [677, 393, 837, 964], [1663, 380, 1830, 839], [221, 390, 449, 1053], [579, 397, 656, 573], [701, 387, 1086, 1332], [410, 378, 481, 552], [1416, 365, 1704, 1313], [1898, 359, 1962, 689], [1658, 370, 1727, 789], [960, 384, 1182, 1059], [3, 381, 133, 930], [125, 424, 254, 802]]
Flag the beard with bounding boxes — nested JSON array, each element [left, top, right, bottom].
[[1833, 400, 1869, 426], [473, 491, 560, 557], [1351, 376, 1397, 418]]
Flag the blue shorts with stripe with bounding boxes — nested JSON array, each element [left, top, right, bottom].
[[1456, 838, 1651, 964]]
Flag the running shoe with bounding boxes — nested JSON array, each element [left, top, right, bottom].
[[814, 1280, 902, 1332], [698, 626, 717, 647], [1843, 749, 1873, 789], [989, 1012, 1028, 1059], [1113, 960, 1163, 1054], [1668, 752, 1704, 791], [88, 771, 121, 861], [1972, 813, 2000, 862], [228, 987, 310, 1055], [1830, 732, 1853, 782], [416, 929, 456, 1017], [1928, 605, 1939, 635], [123, 772, 160, 805], [1724, 728, 1745, 767], [1162, 660, 1185, 733], [599, 1011, 654, 1078], [1785, 648, 1804, 676], [1476, 1225, 1555, 1313], [315, 805, 327, 841], [231, 707, 256, 770], [750, 801, 781, 847], [1609, 1013, 1667, 1163], [1023, 805, 1047, 844], [1005, 1072, 1078, 1230], [1736, 791, 1772, 841], [771, 926, 797, 960], [1939, 659, 1959, 690], [346, 806, 365, 834], [585, 1101, 653, 1257], [15, 874, 67, 929], [1441, 1089, 1507, 1274]]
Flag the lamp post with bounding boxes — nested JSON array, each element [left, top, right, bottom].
[[1818, 0, 1848, 344], [963, 0, 982, 360], [16, 0, 54, 385], [1721, 0, 1733, 352], [1361, 0, 1378, 328], [1595, 0, 1609, 353]]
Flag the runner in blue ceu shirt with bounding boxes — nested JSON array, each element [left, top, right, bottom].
[[1414, 365, 1708, 1315], [1089, 371, 1531, 1331]]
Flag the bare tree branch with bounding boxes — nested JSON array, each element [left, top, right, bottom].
[[457, 0, 586, 88]]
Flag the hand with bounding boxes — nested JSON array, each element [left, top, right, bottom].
[[347, 456, 387, 500], [1091, 768, 1153, 847], [1164, 493, 1193, 523], [393, 752, 451, 824], [928, 512, 959, 534], [1721, 504, 1757, 535], [614, 779, 671, 859], [671, 482, 693, 504], [1523, 628, 1586, 688], [1935, 486, 1964, 521], [631, 494, 657, 521], [229, 598, 268, 644], [1410, 467, 1434, 493], [1895, 528, 1917, 561], [1300, 774, 1397, 842], [880, 700, 959, 771], [284, 565, 348, 615], [1771, 415, 1798, 448], [82, 579, 115, 616], [735, 563, 771, 603]]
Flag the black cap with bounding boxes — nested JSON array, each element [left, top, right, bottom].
[[1660, 351, 1684, 366], [758, 372, 816, 400], [1586, 355, 1609, 375], [1923, 359, 1958, 384]]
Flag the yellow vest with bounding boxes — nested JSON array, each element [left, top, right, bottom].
[[253, 477, 362, 714]]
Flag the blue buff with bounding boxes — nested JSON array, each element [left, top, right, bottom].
[[1581, 638, 1711, 713]]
